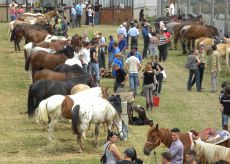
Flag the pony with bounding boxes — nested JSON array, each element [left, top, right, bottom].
[[10, 24, 53, 51], [181, 24, 219, 54], [143, 123, 192, 163], [25, 29, 48, 44], [70, 84, 90, 94], [35, 95, 65, 141], [216, 43, 230, 73], [54, 63, 86, 74], [71, 97, 128, 152], [64, 52, 82, 67], [192, 138, 230, 163], [33, 69, 85, 82], [27, 75, 95, 117]]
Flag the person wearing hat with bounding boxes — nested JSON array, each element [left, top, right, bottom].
[[109, 41, 120, 75], [141, 22, 150, 59], [169, 128, 184, 164], [116, 148, 135, 164], [127, 46, 142, 63], [113, 59, 127, 93], [9, 1, 18, 21]]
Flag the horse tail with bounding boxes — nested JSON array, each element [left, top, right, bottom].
[[36, 99, 49, 124], [71, 105, 81, 135], [28, 84, 35, 118], [25, 52, 32, 71], [10, 26, 16, 42]]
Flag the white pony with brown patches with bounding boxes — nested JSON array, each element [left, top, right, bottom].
[[192, 138, 230, 163]]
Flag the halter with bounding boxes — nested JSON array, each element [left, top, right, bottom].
[[118, 120, 128, 141], [145, 137, 161, 147]]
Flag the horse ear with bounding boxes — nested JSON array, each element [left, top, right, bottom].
[[156, 123, 159, 130], [193, 140, 196, 145], [149, 121, 153, 127]]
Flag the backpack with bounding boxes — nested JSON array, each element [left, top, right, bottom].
[[108, 95, 122, 113]]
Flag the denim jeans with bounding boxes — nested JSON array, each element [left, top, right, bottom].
[[129, 73, 138, 93], [222, 114, 229, 128], [211, 71, 218, 91], [187, 69, 200, 91], [82, 64, 88, 74], [91, 63, 100, 81], [94, 12, 99, 25]]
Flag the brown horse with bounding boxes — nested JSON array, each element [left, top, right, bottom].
[[181, 24, 219, 54], [143, 123, 192, 162], [25, 29, 48, 44], [33, 69, 84, 82]]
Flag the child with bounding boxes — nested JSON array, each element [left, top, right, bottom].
[[143, 62, 155, 110]]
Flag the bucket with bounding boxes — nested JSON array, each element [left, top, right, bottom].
[[153, 96, 159, 107]]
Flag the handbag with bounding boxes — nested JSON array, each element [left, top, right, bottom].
[[100, 143, 112, 164]]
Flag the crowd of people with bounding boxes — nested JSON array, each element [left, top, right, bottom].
[[9, 2, 25, 21]]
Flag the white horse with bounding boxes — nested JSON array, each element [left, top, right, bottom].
[[71, 96, 128, 152], [65, 52, 82, 68], [192, 138, 230, 163], [35, 95, 65, 141]]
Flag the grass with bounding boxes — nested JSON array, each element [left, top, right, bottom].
[[0, 22, 229, 163]]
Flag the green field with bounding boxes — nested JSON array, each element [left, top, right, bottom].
[[0, 22, 229, 164]]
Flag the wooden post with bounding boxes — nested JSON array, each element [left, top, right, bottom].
[[157, 0, 161, 17], [210, 0, 214, 26], [187, 0, 190, 14], [224, 0, 229, 34], [199, 0, 202, 15]]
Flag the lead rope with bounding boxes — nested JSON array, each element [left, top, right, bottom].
[[153, 149, 158, 164]]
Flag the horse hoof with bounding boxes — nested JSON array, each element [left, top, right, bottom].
[[77, 148, 83, 153]]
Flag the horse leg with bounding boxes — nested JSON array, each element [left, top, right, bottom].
[[94, 123, 100, 147], [181, 42, 187, 54], [187, 40, 191, 52], [14, 40, 17, 51], [48, 119, 57, 141], [76, 135, 83, 153]]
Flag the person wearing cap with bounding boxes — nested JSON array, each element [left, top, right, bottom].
[[127, 46, 142, 63], [113, 60, 127, 93], [103, 131, 122, 164], [116, 148, 135, 164], [191, 43, 206, 90], [141, 22, 150, 59], [125, 50, 141, 96], [169, 128, 184, 164], [128, 23, 139, 50]]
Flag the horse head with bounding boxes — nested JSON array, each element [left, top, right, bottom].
[[143, 123, 161, 155], [71, 34, 82, 52], [206, 25, 219, 36]]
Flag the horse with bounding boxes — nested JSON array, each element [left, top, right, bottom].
[[33, 69, 85, 82], [35, 94, 65, 141], [10, 24, 53, 51], [25, 46, 75, 81], [27, 75, 95, 117], [217, 43, 230, 73], [65, 52, 82, 67], [71, 97, 128, 152], [143, 123, 192, 163], [181, 24, 219, 54], [192, 138, 230, 163], [70, 84, 90, 94], [25, 29, 48, 44], [54, 63, 86, 74], [61, 87, 109, 120]]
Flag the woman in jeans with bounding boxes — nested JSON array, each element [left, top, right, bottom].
[[103, 131, 122, 164], [143, 63, 155, 110]]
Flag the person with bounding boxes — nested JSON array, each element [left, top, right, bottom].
[[161, 151, 172, 164], [220, 82, 229, 101], [108, 35, 115, 72], [116, 148, 135, 164], [17, 5, 24, 18], [128, 23, 139, 50], [210, 45, 221, 93], [103, 131, 122, 164], [169, 0, 175, 16], [85, 1, 91, 25], [81, 32, 90, 43], [191, 43, 206, 90], [163, 5, 170, 17], [117, 24, 127, 40], [98, 32, 106, 69], [185, 150, 197, 164], [70, 4, 77, 28], [125, 51, 141, 96], [139, 9, 144, 23], [143, 63, 155, 110], [75, 1, 83, 27], [169, 128, 184, 164], [79, 42, 91, 73], [94, 2, 101, 25], [61, 16, 68, 37], [151, 60, 164, 95], [90, 42, 100, 86], [87, 5, 94, 26], [220, 86, 230, 131], [163, 27, 172, 54], [141, 23, 150, 59], [53, 18, 63, 36], [158, 29, 167, 62], [130, 147, 143, 164], [149, 31, 159, 62], [9, 2, 17, 21], [185, 50, 201, 92], [110, 42, 121, 71], [118, 35, 127, 55], [113, 62, 128, 93], [127, 46, 142, 63]]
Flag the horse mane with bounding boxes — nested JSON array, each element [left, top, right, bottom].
[[205, 25, 219, 35], [194, 140, 230, 163]]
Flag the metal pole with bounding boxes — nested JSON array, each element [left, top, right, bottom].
[[187, 0, 190, 14], [224, 0, 228, 34], [157, 0, 161, 17], [210, 0, 214, 25], [199, 0, 202, 15]]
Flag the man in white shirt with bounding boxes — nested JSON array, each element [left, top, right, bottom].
[[79, 42, 91, 73], [117, 24, 127, 38], [128, 24, 139, 50], [169, 0, 175, 16]]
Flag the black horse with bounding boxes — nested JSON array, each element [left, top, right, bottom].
[[54, 63, 86, 74], [27, 75, 95, 117]]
